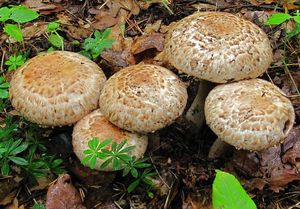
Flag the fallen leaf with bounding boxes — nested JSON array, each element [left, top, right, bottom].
[[101, 49, 136, 70], [65, 25, 93, 40], [5, 198, 24, 209], [22, 22, 47, 40], [131, 33, 164, 54], [46, 174, 86, 209], [23, 0, 63, 14]]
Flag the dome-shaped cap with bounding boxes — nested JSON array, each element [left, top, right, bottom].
[[10, 51, 106, 126], [72, 109, 148, 171], [99, 64, 188, 133], [164, 12, 273, 83], [205, 79, 295, 150]]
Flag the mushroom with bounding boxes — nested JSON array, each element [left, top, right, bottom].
[[205, 79, 295, 151], [164, 12, 273, 83], [9, 51, 106, 127], [99, 64, 188, 133], [72, 109, 148, 171]]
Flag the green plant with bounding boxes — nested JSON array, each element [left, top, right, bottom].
[[81, 29, 115, 59], [5, 53, 27, 71], [265, 11, 300, 38], [0, 76, 9, 99], [46, 21, 64, 51], [32, 203, 45, 209], [83, 137, 156, 193], [212, 170, 257, 209], [0, 6, 39, 42]]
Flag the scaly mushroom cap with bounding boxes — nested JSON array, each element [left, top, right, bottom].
[[164, 12, 273, 83], [10, 51, 106, 126], [205, 79, 295, 150], [99, 64, 188, 133], [72, 109, 148, 171]]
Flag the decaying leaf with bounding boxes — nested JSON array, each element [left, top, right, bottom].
[[46, 174, 86, 209], [101, 49, 136, 70], [229, 126, 300, 192], [23, 0, 63, 14], [5, 198, 24, 209], [131, 33, 164, 54]]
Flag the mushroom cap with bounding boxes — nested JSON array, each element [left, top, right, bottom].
[[9, 51, 106, 126], [99, 64, 188, 133], [205, 79, 295, 150], [72, 109, 148, 171], [164, 12, 273, 83]]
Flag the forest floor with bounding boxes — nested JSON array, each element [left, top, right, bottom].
[[0, 0, 300, 208]]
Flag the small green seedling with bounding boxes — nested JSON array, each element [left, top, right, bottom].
[[0, 76, 9, 99], [0, 6, 39, 42], [212, 170, 257, 209], [5, 54, 26, 71], [47, 21, 64, 50], [83, 137, 156, 193], [265, 11, 300, 38], [81, 28, 115, 59]]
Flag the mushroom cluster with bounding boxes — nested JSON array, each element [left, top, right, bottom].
[[163, 11, 295, 154], [72, 64, 188, 171]]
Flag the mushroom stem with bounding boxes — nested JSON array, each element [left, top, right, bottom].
[[185, 80, 213, 131], [148, 132, 161, 152], [208, 138, 233, 159]]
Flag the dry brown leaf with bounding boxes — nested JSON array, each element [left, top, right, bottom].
[[182, 194, 212, 209], [101, 49, 136, 69], [46, 174, 86, 209], [144, 20, 162, 34], [131, 33, 164, 54], [23, 0, 63, 14], [93, 10, 119, 30], [107, 0, 140, 16], [5, 198, 24, 209], [65, 25, 93, 40], [0, 192, 16, 206], [22, 22, 47, 40]]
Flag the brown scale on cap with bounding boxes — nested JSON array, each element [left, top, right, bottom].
[[99, 64, 188, 133], [9, 51, 106, 126], [164, 12, 273, 83], [205, 79, 295, 151], [72, 109, 148, 171]]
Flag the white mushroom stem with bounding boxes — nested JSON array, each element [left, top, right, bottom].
[[185, 80, 213, 131], [208, 138, 233, 159]]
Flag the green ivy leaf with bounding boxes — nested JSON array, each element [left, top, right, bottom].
[[212, 170, 257, 209], [4, 24, 23, 42], [265, 13, 292, 25], [10, 6, 39, 23]]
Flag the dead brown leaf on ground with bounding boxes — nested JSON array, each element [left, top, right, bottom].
[[46, 174, 86, 209], [131, 33, 164, 54], [23, 0, 63, 14], [5, 198, 24, 209]]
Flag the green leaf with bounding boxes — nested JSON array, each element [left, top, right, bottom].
[[111, 142, 117, 152], [142, 177, 153, 185], [47, 22, 60, 32], [100, 158, 113, 169], [130, 167, 139, 178], [102, 28, 112, 39], [212, 170, 257, 209], [294, 16, 300, 24], [11, 143, 28, 155], [81, 154, 93, 165], [0, 7, 11, 22], [134, 163, 151, 168], [0, 82, 9, 88], [0, 90, 8, 99], [1, 160, 9, 175], [265, 13, 292, 25], [112, 158, 120, 170], [48, 33, 63, 48], [127, 179, 140, 193], [99, 138, 112, 149], [10, 6, 39, 23], [119, 145, 135, 153], [32, 203, 46, 209], [89, 156, 97, 169], [9, 156, 28, 165], [4, 24, 23, 42], [122, 166, 131, 176], [88, 137, 100, 150], [117, 139, 127, 151]]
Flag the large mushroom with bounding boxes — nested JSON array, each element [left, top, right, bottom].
[[164, 11, 273, 83], [205, 79, 295, 151], [9, 51, 106, 127], [72, 109, 148, 171], [99, 64, 188, 133]]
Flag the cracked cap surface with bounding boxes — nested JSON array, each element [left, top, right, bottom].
[[10, 51, 107, 126], [99, 64, 188, 133], [164, 12, 273, 83], [205, 79, 295, 150]]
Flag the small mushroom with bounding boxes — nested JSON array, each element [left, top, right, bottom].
[[72, 109, 148, 171], [99, 64, 188, 133], [164, 12, 273, 83], [205, 79, 295, 151], [9, 51, 106, 127]]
